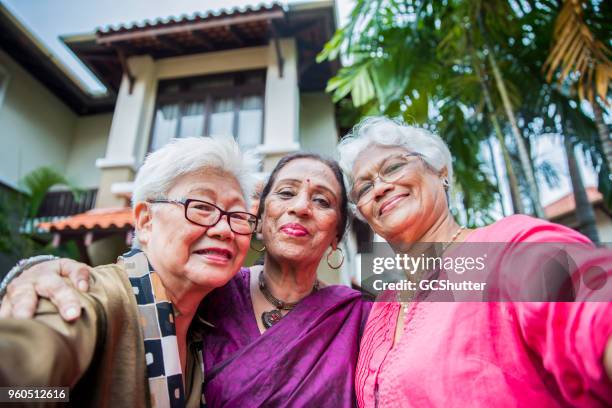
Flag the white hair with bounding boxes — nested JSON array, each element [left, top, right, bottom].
[[131, 136, 260, 246], [337, 116, 453, 218]]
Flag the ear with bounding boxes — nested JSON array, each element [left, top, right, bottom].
[[331, 237, 339, 251], [134, 202, 154, 246], [438, 166, 448, 178]]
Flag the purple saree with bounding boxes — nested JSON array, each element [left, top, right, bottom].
[[198, 268, 371, 408]]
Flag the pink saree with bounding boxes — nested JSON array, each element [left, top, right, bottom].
[[356, 215, 612, 407]]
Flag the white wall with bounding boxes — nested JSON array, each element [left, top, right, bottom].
[[299, 92, 338, 157], [156, 46, 268, 79], [595, 210, 612, 242], [0, 49, 76, 188], [98, 56, 157, 172], [65, 113, 112, 188], [261, 39, 300, 154]]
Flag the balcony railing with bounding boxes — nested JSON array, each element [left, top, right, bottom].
[[22, 189, 97, 234]]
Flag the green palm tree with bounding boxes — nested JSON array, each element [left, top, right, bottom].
[[319, 0, 499, 224], [20, 166, 81, 218], [512, 0, 604, 242], [544, 0, 611, 178], [320, 0, 609, 230]]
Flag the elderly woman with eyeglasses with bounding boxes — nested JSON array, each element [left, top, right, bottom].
[[0, 136, 258, 407], [337, 117, 612, 407], [1, 152, 371, 407]]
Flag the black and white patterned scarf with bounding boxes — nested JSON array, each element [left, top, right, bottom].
[[119, 248, 206, 408]]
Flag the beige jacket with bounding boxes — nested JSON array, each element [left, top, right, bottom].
[[0, 264, 204, 408]]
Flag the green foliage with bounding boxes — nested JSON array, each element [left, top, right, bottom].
[[19, 166, 82, 218], [0, 191, 33, 258], [0, 199, 15, 255], [0, 167, 82, 259], [319, 0, 611, 221]]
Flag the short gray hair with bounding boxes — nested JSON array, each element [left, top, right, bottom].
[[131, 136, 260, 245], [337, 116, 453, 215]]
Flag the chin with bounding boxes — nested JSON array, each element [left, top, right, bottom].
[[274, 248, 311, 264], [194, 268, 236, 288], [377, 209, 419, 240], [188, 260, 239, 287]]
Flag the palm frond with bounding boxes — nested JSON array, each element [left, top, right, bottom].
[[543, 0, 611, 104], [19, 166, 82, 218]]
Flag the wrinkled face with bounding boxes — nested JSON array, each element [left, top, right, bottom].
[[262, 158, 342, 265], [136, 169, 251, 290], [351, 145, 447, 243]]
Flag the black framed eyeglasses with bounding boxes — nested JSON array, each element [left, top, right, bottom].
[[147, 198, 258, 235], [350, 152, 425, 207]]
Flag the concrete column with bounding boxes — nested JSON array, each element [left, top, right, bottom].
[[259, 38, 300, 171], [299, 92, 339, 156], [95, 56, 157, 208]]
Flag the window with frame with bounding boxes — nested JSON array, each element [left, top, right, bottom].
[[149, 70, 265, 152]]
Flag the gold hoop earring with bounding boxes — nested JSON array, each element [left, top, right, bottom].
[[250, 240, 266, 252], [326, 247, 344, 270]]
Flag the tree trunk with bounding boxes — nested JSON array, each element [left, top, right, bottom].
[[592, 97, 612, 176], [485, 137, 508, 216], [472, 56, 524, 214], [487, 51, 545, 218], [564, 134, 600, 243]]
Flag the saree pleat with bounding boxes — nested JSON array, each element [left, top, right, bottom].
[[199, 268, 371, 407]]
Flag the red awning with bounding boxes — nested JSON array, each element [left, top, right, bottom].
[[544, 187, 602, 220], [38, 207, 134, 232]]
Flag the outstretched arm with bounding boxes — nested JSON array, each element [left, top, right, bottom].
[[606, 337, 612, 382], [0, 283, 101, 387], [0, 259, 92, 321]]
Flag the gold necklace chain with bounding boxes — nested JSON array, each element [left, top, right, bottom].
[[441, 226, 465, 253], [398, 226, 466, 312]]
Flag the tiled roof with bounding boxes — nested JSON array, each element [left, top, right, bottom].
[[38, 207, 134, 232], [544, 187, 603, 220], [63, 1, 336, 93], [96, 2, 283, 34]]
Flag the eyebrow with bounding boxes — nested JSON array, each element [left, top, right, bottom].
[[186, 187, 215, 196], [276, 178, 339, 198], [354, 153, 408, 182], [183, 188, 246, 209]]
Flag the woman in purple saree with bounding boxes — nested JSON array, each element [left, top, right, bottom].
[[200, 268, 367, 406], [198, 153, 371, 407]]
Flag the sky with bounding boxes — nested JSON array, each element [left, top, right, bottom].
[[1, 0, 599, 208]]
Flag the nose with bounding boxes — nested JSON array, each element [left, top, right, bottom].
[[288, 191, 312, 217], [206, 214, 234, 241], [372, 177, 394, 201]]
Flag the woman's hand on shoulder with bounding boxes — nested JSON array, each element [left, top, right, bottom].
[[0, 259, 92, 321]]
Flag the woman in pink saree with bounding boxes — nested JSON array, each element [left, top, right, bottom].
[[338, 116, 612, 407]]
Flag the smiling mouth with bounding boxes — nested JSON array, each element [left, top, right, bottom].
[[193, 248, 233, 260], [379, 194, 410, 216], [280, 223, 309, 237]]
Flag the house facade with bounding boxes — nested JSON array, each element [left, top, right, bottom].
[[0, 1, 356, 284], [544, 187, 612, 242]]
